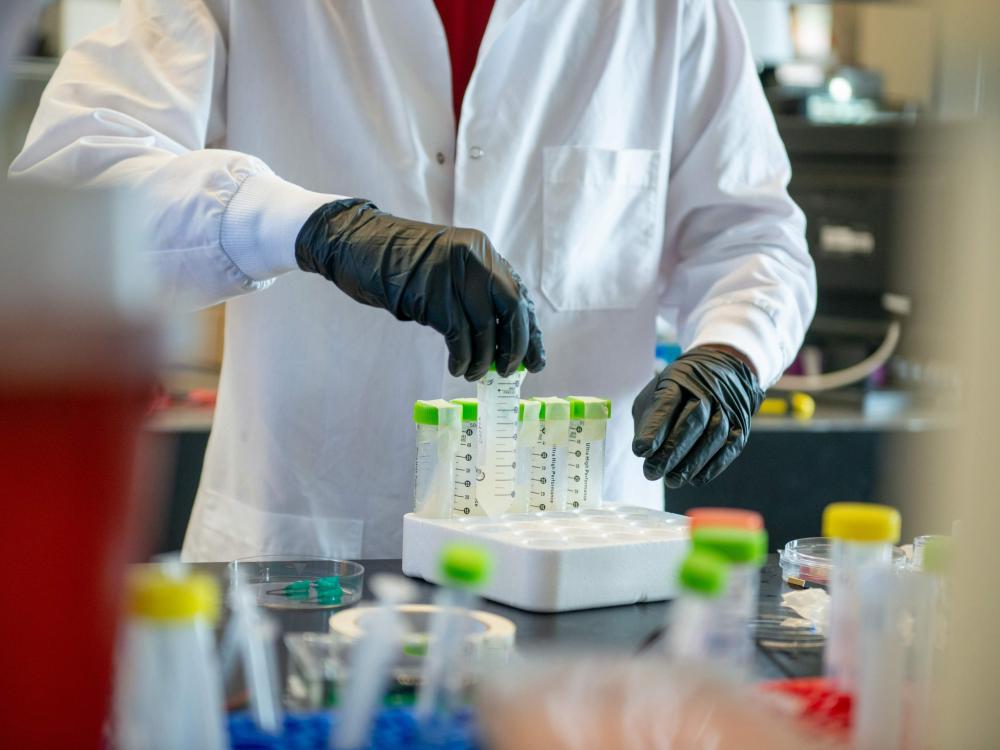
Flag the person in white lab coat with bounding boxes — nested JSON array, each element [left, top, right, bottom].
[[10, 0, 816, 561]]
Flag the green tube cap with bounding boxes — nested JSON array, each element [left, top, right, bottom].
[[519, 399, 541, 423], [487, 363, 527, 373], [413, 399, 461, 426], [450, 398, 478, 422], [440, 543, 492, 589], [532, 396, 570, 421], [568, 396, 612, 421], [678, 549, 729, 597], [692, 527, 769, 567]]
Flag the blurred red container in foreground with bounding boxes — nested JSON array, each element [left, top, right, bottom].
[[0, 183, 160, 748]]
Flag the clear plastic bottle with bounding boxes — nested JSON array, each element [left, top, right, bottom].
[[417, 544, 492, 725], [822, 502, 901, 695], [511, 400, 541, 514], [854, 535, 951, 750], [113, 567, 227, 750], [476, 365, 526, 517], [449, 399, 482, 517], [529, 397, 570, 512], [689, 525, 769, 678], [667, 549, 746, 674], [566, 397, 611, 509], [413, 400, 461, 518]]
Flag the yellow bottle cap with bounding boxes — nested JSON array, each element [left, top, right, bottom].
[[822, 502, 901, 544], [127, 567, 221, 623]]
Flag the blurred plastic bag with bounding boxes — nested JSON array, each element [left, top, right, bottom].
[[477, 655, 840, 750], [781, 588, 830, 634]]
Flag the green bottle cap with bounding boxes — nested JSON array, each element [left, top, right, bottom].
[[487, 363, 528, 373], [451, 398, 478, 422], [692, 527, 769, 566], [568, 396, 612, 421], [440, 543, 492, 588], [413, 399, 461, 426], [532, 396, 570, 421], [678, 549, 729, 597], [519, 399, 541, 423]]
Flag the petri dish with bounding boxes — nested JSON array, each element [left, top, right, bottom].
[[230, 556, 364, 611], [779, 537, 906, 587]]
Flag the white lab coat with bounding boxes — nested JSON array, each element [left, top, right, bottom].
[[11, 0, 816, 560]]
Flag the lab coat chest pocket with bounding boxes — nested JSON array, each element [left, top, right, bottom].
[[541, 146, 662, 311]]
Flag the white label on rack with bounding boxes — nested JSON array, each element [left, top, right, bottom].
[[453, 421, 482, 516]]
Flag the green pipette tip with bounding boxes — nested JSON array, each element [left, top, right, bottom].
[[439, 543, 492, 588], [692, 526, 769, 567], [283, 580, 311, 595], [678, 549, 729, 597]]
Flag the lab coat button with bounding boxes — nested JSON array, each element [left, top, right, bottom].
[[435, 151, 446, 165], [469, 146, 484, 160]]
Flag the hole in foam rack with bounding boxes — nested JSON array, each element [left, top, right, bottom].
[[584, 521, 631, 532], [508, 522, 554, 534]]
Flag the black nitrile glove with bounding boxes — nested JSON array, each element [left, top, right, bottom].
[[295, 199, 545, 380], [631, 346, 764, 488]]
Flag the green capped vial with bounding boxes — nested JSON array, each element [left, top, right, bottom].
[[566, 397, 611, 509], [412, 400, 462, 518], [449, 399, 483, 517], [530, 397, 570, 512], [476, 366, 526, 517], [510, 400, 541, 514]]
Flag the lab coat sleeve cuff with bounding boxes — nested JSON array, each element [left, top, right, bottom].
[[220, 173, 345, 282], [686, 303, 787, 389]]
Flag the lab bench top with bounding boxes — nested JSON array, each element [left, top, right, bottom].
[[191, 554, 821, 684]]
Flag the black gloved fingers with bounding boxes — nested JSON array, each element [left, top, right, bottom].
[[665, 408, 730, 488], [490, 265, 530, 378], [689, 427, 747, 486], [632, 378, 683, 458], [455, 255, 499, 381], [641, 396, 711, 480], [442, 310, 474, 378], [523, 297, 546, 372]]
